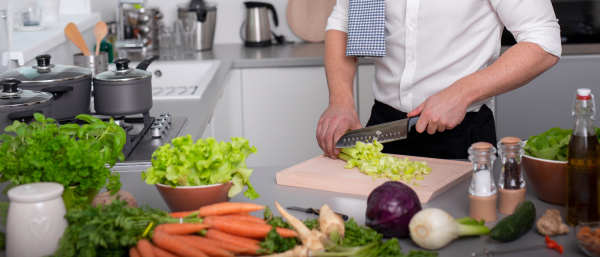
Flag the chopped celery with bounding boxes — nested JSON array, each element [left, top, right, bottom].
[[336, 140, 432, 184]]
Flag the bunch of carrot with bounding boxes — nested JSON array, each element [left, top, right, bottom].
[[128, 202, 297, 257]]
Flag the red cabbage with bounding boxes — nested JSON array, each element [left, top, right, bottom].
[[366, 181, 422, 238]]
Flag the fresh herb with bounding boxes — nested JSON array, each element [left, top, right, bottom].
[[0, 113, 126, 200], [524, 127, 600, 161], [53, 200, 200, 257], [142, 135, 260, 199], [258, 208, 437, 257]]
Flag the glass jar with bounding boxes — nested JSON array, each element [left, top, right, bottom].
[[497, 136, 527, 215], [468, 142, 498, 222]]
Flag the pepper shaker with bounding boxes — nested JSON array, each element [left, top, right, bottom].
[[468, 142, 498, 222], [497, 136, 526, 215], [6, 182, 68, 257]]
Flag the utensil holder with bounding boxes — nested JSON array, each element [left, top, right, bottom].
[[73, 52, 108, 77]]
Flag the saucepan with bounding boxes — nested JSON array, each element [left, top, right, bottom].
[[0, 78, 53, 130], [92, 55, 159, 116], [0, 54, 92, 121]]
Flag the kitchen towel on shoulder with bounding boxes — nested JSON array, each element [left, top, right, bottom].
[[346, 0, 386, 58]]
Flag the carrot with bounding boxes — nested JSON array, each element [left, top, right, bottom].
[[180, 234, 255, 255], [203, 216, 297, 238], [152, 231, 208, 257], [222, 213, 267, 224], [169, 210, 199, 218], [129, 247, 142, 257], [205, 229, 262, 255], [152, 245, 178, 257], [137, 239, 156, 257], [198, 202, 266, 216], [154, 222, 211, 235], [174, 235, 235, 257]]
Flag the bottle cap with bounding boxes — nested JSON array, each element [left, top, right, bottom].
[[500, 136, 521, 146], [472, 142, 493, 151], [577, 88, 592, 100]]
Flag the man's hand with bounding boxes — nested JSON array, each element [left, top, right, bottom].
[[407, 86, 468, 135], [317, 103, 362, 159]]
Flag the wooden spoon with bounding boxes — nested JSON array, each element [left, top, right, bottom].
[[94, 21, 108, 56], [64, 22, 91, 56]]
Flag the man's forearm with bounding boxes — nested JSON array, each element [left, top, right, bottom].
[[324, 30, 359, 107], [449, 42, 560, 107]]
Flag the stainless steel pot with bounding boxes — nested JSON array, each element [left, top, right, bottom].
[[0, 54, 92, 121], [92, 56, 158, 116], [0, 78, 53, 130]]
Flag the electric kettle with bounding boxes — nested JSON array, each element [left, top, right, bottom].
[[242, 1, 278, 47]]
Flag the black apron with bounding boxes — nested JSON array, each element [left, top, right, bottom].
[[366, 100, 497, 159]]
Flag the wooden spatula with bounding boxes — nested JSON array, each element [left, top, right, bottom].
[[94, 22, 108, 56], [65, 22, 91, 56]]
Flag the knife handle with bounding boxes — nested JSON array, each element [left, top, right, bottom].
[[407, 116, 419, 132]]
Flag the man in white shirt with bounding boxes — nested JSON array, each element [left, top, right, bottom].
[[317, 0, 561, 159]]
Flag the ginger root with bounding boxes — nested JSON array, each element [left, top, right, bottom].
[[536, 209, 569, 236]]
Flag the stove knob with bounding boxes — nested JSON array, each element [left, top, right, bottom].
[[153, 122, 165, 132], [156, 118, 169, 129], [150, 126, 162, 138], [159, 113, 172, 124]]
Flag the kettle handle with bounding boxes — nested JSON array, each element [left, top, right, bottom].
[[265, 3, 279, 27]]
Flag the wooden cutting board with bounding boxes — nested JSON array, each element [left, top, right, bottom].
[[276, 155, 472, 203], [287, 0, 336, 42]]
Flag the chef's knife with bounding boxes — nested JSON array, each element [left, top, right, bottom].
[[286, 206, 349, 221], [335, 116, 420, 148]]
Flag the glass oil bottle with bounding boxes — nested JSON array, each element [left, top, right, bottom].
[[567, 88, 600, 226]]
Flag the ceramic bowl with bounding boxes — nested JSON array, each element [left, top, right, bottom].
[[155, 182, 233, 212], [521, 153, 567, 205], [576, 221, 600, 257]]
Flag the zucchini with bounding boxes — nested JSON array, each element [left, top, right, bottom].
[[490, 200, 536, 242]]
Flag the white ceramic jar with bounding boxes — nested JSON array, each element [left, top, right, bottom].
[[6, 182, 68, 257]]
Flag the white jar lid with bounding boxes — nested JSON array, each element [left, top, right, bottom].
[[8, 182, 64, 203]]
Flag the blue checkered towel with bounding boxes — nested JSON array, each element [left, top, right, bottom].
[[346, 0, 386, 58]]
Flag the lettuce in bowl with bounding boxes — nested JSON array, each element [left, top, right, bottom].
[[141, 135, 260, 200], [524, 127, 600, 161]]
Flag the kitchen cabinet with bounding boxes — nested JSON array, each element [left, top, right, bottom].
[[241, 66, 338, 167], [202, 69, 244, 141]]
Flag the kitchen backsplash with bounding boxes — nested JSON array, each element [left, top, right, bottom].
[[91, 0, 307, 45]]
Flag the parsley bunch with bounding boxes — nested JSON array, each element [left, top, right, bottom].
[[0, 113, 126, 199]]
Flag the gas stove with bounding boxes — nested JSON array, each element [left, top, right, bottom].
[[60, 112, 187, 171]]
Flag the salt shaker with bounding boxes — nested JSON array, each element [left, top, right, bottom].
[[6, 182, 68, 257], [468, 142, 498, 222], [497, 136, 526, 215]]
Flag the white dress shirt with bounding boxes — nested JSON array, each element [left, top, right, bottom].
[[326, 0, 562, 113]]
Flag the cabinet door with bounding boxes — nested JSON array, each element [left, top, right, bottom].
[[242, 67, 329, 167], [357, 64, 375, 126], [210, 69, 244, 141]]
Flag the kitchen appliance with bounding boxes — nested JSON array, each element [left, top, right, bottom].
[[0, 54, 92, 121], [276, 154, 472, 203], [242, 1, 279, 47], [0, 78, 54, 129], [335, 116, 419, 148], [93, 56, 158, 116], [177, 0, 217, 51]]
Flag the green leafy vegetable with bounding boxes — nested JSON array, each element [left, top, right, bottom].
[[524, 127, 600, 161], [142, 135, 260, 199], [0, 113, 126, 200], [53, 200, 198, 257], [338, 141, 432, 184]]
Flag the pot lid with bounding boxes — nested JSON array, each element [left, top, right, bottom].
[[0, 78, 54, 108], [0, 54, 91, 83], [93, 58, 152, 82]]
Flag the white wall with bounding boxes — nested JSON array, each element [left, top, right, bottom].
[[91, 0, 303, 45]]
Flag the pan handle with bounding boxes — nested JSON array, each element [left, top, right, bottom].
[[135, 55, 160, 71], [7, 110, 44, 122]]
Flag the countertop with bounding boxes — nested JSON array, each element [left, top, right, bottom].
[[119, 161, 578, 257]]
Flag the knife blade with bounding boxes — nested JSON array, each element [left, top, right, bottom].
[[286, 206, 349, 221], [335, 116, 419, 148]]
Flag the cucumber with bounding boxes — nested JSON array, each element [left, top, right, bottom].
[[490, 200, 536, 242]]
